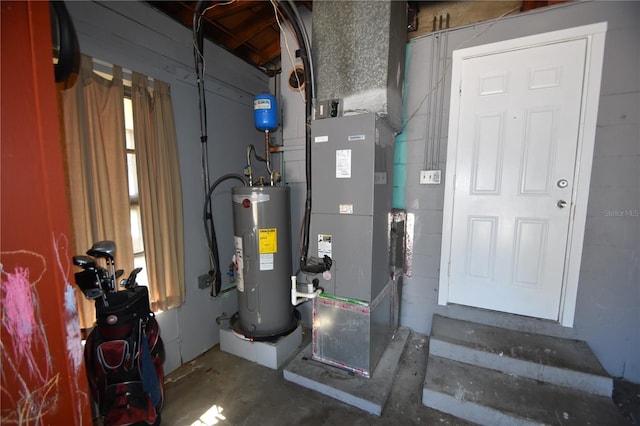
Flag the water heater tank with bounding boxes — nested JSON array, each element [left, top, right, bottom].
[[253, 93, 278, 131], [231, 186, 296, 338]]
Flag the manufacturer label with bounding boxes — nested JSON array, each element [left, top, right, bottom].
[[339, 204, 353, 214], [348, 134, 366, 141], [258, 228, 277, 254], [318, 234, 332, 258], [336, 149, 351, 178], [234, 236, 244, 292], [254, 98, 271, 109]]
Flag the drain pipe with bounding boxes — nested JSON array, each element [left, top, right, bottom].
[[290, 276, 322, 306]]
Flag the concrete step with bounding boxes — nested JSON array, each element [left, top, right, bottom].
[[429, 315, 613, 396], [284, 327, 411, 416], [423, 355, 626, 426]]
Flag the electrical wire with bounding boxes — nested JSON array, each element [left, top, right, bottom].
[[193, 0, 245, 296], [270, 0, 305, 105], [286, 0, 315, 102], [271, 0, 315, 263], [195, 1, 326, 281], [197, 0, 236, 35], [423, 34, 436, 170], [434, 30, 449, 168], [193, 1, 212, 278], [273, 0, 323, 273], [203, 174, 247, 297], [405, 5, 520, 129]]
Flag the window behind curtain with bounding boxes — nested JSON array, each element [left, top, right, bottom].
[[124, 96, 150, 289], [59, 55, 184, 328]]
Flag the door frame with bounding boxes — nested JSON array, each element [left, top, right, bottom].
[[439, 22, 607, 327]]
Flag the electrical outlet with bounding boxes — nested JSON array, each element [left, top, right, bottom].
[[420, 170, 441, 185], [198, 273, 212, 289]]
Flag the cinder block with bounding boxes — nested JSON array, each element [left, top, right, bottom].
[[219, 325, 302, 370]]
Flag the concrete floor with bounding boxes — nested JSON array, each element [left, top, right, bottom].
[[161, 329, 639, 426]]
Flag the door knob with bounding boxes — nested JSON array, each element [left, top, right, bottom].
[[557, 200, 568, 208]]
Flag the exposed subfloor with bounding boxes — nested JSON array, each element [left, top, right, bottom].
[[161, 329, 639, 426]]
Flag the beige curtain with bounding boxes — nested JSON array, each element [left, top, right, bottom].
[[59, 55, 134, 328], [131, 72, 185, 311]]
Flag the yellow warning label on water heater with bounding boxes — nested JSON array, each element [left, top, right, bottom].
[[258, 228, 277, 254]]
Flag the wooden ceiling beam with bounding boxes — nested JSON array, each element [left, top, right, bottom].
[[200, 21, 277, 66], [203, 1, 264, 20], [145, 0, 316, 70], [223, 9, 278, 50]]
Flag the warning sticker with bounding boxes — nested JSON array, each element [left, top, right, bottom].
[[260, 253, 274, 271], [318, 234, 332, 258], [259, 228, 278, 254]]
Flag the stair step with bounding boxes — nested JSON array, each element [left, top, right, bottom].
[[423, 355, 626, 426], [430, 315, 612, 396]]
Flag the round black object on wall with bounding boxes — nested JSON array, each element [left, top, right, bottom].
[[50, 1, 80, 83], [288, 66, 306, 91]]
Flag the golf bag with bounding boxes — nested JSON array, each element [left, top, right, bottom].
[[73, 241, 165, 425]]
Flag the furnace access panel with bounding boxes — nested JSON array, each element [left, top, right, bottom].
[[310, 113, 394, 216], [309, 113, 395, 302]]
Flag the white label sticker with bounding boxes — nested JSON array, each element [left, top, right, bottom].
[[314, 135, 329, 143], [339, 204, 353, 214], [336, 149, 351, 178], [234, 236, 244, 292], [254, 98, 271, 110], [259, 253, 274, 271], [318, 234, 332, 258]]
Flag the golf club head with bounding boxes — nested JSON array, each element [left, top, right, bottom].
[[86, 240, 116, 261], [74, 269, 104, 300], [73, 255, 97, 269], [125, 267, 143, 289]]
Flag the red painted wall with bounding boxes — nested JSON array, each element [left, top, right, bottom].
[[1, 2, 91, 424]]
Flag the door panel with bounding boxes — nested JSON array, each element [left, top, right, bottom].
[[447, 38, 587, 320]]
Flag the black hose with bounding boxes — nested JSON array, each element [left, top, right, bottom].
[[203, 174, 247, 296], [276, 1, 316, 271], [51, 1, 80, 83]]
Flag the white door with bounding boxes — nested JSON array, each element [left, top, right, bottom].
[[444, 38, 588, 320]]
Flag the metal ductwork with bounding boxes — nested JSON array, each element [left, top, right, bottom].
[[312, 0, 407, 131]]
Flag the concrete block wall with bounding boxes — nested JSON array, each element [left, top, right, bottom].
[[400, 1, 639, 382]]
